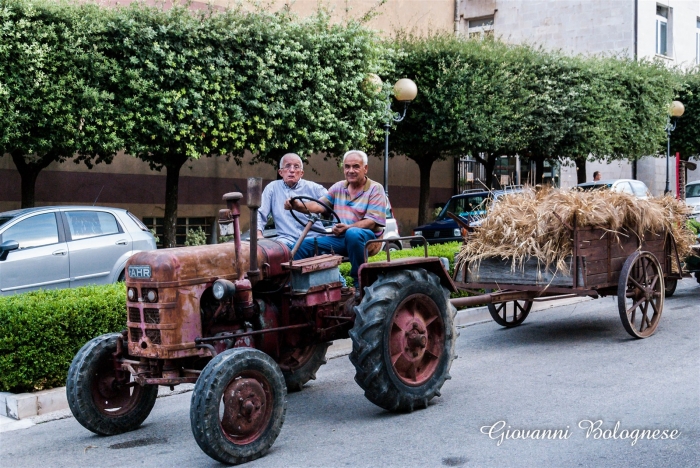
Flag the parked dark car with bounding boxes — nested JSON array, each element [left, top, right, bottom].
[[411, 187, 523, 246], [0, 206, 156, 295]]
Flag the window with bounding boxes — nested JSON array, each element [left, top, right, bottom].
[[1, 213, 59, 249], [65, 211, 120, 240], [696, 18, 700, 64], [656, 5, 669, 56], [143, 217, 213, 247], [468, 16, 494, 40]]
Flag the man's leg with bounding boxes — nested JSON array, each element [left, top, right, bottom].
[[344, 228, 376, 287], [293, 236, 347, 260]]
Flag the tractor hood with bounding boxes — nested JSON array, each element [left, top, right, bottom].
[[126, 239, 290, 286]]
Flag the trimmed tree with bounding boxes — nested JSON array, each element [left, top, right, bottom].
[[0, 0, 120, 208]]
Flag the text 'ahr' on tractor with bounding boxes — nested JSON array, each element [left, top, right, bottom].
[[66, 177, 459, 465]]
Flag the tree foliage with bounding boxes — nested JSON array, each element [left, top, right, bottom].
[[670, 69, 700, 160], [380, 33, 676, 223], [0, 0, 119, 208]]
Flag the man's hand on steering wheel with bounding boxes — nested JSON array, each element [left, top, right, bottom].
[[287, 196, 341, 235]]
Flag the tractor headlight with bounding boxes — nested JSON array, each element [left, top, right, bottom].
[[213, 279, 236, 300], [127, 288, 136, 301], [143, 288, 158, 303]]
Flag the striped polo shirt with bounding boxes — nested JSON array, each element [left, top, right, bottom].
[[320, 177, 386, 235]]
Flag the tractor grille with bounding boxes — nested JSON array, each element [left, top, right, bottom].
[[128, 327, 161, 344], [128, 307, 141, 323], [145, 329, 161, 344], [129, 327, 142, 342], [143, 308, 160, 324]]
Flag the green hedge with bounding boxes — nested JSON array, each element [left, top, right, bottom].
[[0, 283, 126, 393]]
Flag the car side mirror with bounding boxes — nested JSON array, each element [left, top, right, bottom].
[[0, 240, 19, 261]]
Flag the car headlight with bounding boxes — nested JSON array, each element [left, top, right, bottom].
[[213, 279, 236, 300], [414, 230, 422, 236], [453, 228, 461, 237]]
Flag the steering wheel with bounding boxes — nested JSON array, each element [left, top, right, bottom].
[[289, 196, 341, 234]]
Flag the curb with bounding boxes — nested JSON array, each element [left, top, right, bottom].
[[0, 294, 591, 427]]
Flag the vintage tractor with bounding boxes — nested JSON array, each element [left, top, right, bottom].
[[66, 179, 458, 465]]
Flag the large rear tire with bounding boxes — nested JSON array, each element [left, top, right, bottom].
[[349, 268, 456, 412], [66, 333, 158, 435], [278, 342, 329, 392], [190, 348, 286, 465]]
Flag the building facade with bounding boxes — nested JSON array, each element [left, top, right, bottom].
[[458, 0, 700, 192]]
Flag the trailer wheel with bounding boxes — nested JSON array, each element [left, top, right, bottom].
[[617, 251, 664, 339], [486, 289, 532, 327], [664, 278, 677, 297], [278, 342, 330, 392], [67, 333, 158, 435], [190, 348, 286, 465], [349, 268, 456, 412]]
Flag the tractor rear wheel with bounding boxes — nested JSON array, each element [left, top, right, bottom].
[[349, 268, 456, 412], [278, 342, 330, 392], [66, 333, 158, 435], [190, 348, 286, 465]]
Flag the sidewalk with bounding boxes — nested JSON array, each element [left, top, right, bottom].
[[0, 294, 591, 433]]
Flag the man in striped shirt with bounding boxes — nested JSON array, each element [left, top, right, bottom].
[[286, 150, 386, 289]]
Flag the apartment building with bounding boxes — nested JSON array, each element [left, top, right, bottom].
[[457, 0, 700, 192]]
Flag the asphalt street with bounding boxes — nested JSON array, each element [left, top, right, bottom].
[[1, 280, 698, 468]]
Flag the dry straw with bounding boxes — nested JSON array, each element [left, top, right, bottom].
[[456, 186, 696, 276]]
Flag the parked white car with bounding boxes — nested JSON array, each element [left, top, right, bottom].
[[576, 179, 650, 199], [687, 180, 700, 221], [0, 206, 156, 295]]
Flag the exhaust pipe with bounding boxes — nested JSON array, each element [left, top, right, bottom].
[[247, 177, 263, 283]]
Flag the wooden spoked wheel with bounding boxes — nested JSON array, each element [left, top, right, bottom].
[[486, 289, 533, 328], [617, 251, 664, 339]]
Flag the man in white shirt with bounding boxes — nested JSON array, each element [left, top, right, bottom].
[[257, 153, 327, 250]]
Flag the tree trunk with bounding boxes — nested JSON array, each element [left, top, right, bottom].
[[484, 154, 497, 189], [575, 156, 587, 184], [416, 159, 434, 226], [162, 155, 189, 249], [11, 152, 56, 208], [535, 157, 544, 185]]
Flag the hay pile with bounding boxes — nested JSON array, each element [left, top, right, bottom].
[[456, 186, 695, 275]]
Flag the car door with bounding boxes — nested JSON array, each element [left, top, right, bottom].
[[62, 210, 132, 287], [0, 212, 70, 294]]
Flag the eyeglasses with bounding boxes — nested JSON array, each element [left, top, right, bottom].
[[282, 164, 302, 171]]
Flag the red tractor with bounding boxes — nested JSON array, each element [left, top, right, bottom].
[[67, 179, 457, 465]]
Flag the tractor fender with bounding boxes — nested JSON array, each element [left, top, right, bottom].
[[358, 257, 457, 293]]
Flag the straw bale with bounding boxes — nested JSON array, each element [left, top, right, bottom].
[[456, 186, 695, 276]]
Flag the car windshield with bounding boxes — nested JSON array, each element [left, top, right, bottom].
[[0, 216, 14, 228], [438, 195, 489, 220], [687, 184, 700, 198]]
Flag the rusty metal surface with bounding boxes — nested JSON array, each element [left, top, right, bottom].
[[449, 289, 538, 309], [290, 283, 342, 307], [221, 371, 273, 444], [389, 293, 444, 386]]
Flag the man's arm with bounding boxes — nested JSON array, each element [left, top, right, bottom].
[[332, 218, 376, 236]]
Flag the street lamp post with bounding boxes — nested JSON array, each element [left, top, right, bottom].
[[665, 100, 685, 195], [382, 78, 417, 197]]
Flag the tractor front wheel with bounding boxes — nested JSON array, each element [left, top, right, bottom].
[[349, 268, 456, 412], [190, 348, 286, 465], [66, 333, 158, 435]]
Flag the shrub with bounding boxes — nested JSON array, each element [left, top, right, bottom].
[[0, 284, 126, 392], [185, 226, 208, 246]]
